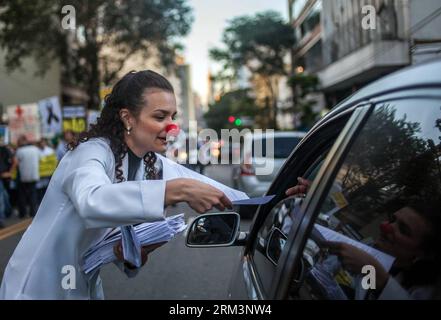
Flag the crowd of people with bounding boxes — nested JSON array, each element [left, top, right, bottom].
[[0, 130, 75, 228]]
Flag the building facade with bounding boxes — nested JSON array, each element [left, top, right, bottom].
[[0, 51, 61, 115], [290, 0, 441, 107]]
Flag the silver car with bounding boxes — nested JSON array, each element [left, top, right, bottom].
[[232, 131, 306, 217], [186, 59, 441, 300], [232, 131, 306, 197]]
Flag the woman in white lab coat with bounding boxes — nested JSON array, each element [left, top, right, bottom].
[[0, 70, 232, 299]]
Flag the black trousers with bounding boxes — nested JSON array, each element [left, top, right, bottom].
[[18, 182, 38, 218]]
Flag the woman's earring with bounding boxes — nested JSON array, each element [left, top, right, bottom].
[[126, 127, 132, 135]]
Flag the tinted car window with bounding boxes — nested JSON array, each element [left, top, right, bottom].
[[251, 152, 331, 295], [247, 111, 351, 298], [252, 137, 302, 158], [252, 197, 304, 294], [292, 100, 441, 300]]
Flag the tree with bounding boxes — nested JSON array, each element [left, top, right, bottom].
[[0, 0, 193, 109], [339, 105, 440, 225], [210, 11, 295, 129], [204, 89, 256, 134], [287, 72, 320, 130]]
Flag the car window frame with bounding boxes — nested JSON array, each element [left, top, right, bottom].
[[247, 108, 358, 252], [269, 103, 375, 299], [277, 95, 441, 300], [241, 104, 368, 299]]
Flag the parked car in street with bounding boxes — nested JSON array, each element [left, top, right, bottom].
[[186, 59, 441, 300]]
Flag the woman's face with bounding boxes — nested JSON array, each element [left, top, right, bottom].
[[123, 89, 177, 155], [376, 206, 432, 267]]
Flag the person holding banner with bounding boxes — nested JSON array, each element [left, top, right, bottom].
[[0, 70, 234, 299]]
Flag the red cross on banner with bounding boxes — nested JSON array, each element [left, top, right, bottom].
[[15, 105, 23, 118]]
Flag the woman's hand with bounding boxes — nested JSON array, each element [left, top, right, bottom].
[[165, 178, 233, 214], [326, 241, 389, 290], [285, 177, 311, 197], [113, 241, 166, 268]]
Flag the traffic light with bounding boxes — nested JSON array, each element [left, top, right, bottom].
[[228, 116, 242, 126]]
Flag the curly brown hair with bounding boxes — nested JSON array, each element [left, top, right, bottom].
[[69, 70, 174, 182]]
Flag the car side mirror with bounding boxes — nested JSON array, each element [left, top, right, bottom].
[[186, 212, 241, 247]]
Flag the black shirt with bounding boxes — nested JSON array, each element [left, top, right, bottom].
[[127, 148, 143, 182], [0, 146, 13, 175]]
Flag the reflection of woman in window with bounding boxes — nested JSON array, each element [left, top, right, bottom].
[[327, 200, 441, 300]]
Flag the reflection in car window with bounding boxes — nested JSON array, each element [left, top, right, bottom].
[[293, 101, 441, 300], [251, 155, 329, 295], [252, 196, 305, 294], [254, 197, 303, 257], [267, 228, 288, 265], [252, 137, 302, 158]]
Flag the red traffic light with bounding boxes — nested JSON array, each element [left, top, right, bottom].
[[228, 116, 235, 123]]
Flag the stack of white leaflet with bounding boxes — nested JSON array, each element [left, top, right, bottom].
[[82, 214, 187, 274]]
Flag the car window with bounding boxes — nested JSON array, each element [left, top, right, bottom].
[[252, 196, 306, 295], [290, 100, 441, 300], [252, 136, 303, 158], [251, 143, 333, 295]]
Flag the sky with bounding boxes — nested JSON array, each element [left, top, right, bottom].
[[181, 0, 289, 105]]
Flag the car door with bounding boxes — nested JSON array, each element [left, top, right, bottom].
[[278, 95, 441, 300], [229, 104, 364, 299]]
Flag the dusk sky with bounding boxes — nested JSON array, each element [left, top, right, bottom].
[[181, 0, 288, 104]]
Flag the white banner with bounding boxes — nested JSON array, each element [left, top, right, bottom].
[[38, 96, 63, 138], [7, 103, 41, 145], [63, 106, 86, 119]]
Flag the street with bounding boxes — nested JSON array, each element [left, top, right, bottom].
[[0, 164, 251, 299]]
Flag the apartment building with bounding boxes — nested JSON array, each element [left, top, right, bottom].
[[290, 0, 441, 106]]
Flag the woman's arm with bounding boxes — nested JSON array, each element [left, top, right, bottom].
[[62, 140, 232, 228], [62, 140, 167, 228]]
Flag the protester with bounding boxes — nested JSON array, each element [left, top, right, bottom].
[[15, 135, 40, 218], [0, 139, 17, 219]]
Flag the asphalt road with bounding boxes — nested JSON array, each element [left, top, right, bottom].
[[0, 164, 252, 299]]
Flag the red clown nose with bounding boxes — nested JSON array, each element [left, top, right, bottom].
[[165, 123, 180, 137]]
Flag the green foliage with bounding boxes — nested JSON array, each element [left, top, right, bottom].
[[0, 0, 194, 108], [341, 105, 441, 222], [210, 11, 294, 77], [204, 89, 256, 134], [209, 11, 295, 129], [287, 72, 320, 130], [288, 73, 319, 98]]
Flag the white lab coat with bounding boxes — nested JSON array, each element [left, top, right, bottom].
[[0, 138, 170, 300]]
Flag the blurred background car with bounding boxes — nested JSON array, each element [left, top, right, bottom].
[[232, 131, 306, 196], [232, 131, 306, 218]]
